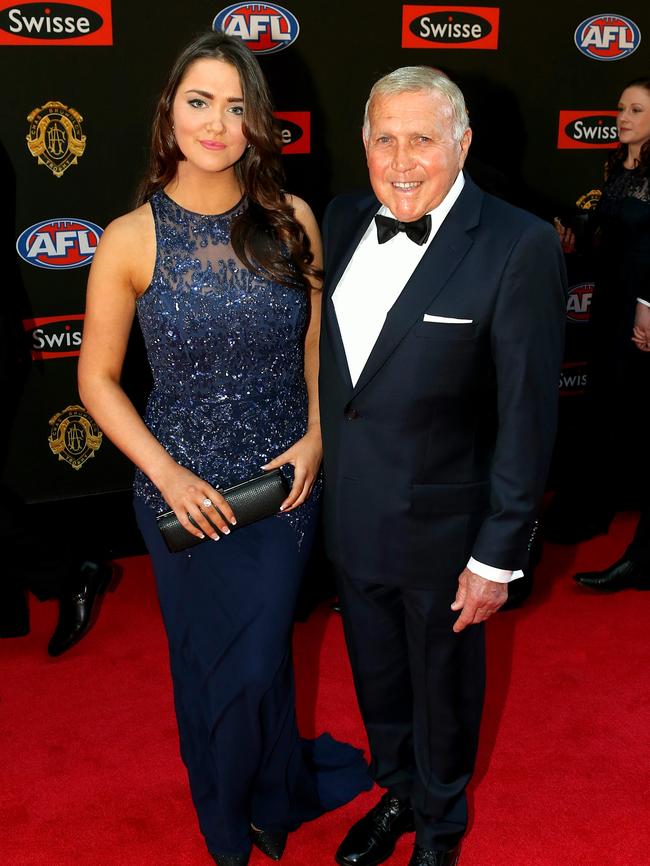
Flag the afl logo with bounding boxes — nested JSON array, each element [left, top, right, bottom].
[[16, 218, 103, 269], [213, 3, 299, 54], [574, 14, 641, 61], [567, 283, 594, 323]]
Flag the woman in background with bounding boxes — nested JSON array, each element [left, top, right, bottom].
[[78, 31, 369, 866], [548, 76, 650, 591]]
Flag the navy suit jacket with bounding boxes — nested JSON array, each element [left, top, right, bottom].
[[318, 176, 567, 587]]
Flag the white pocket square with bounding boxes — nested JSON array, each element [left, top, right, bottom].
[[422, 314, 473, 324]]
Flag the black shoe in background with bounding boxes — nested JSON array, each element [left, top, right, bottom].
[[573, 558, 650, 592], [47, 560, 118, 657]]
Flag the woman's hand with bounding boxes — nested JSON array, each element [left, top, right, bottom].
[[156, 463, 237, 541], [262, 427, 322, 512], [553, 217, 576, 253], [632, 302, 650, 352]]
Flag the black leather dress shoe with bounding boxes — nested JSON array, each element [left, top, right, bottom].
[[210, 853, 250, 866], [573, 557, 650, 592], [250, 825, 287, 860], [47, 561, 118, 657], [408, 843, 461, 866], [335, 791, 415, 866]]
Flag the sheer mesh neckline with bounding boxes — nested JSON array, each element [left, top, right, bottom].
[[159, 189, 246, 218]]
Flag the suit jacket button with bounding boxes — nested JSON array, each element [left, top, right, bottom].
[[345, 407, 360, 420]]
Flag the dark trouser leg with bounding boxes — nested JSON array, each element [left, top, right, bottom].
[[403, 586, 484, 850], [336, 573, 414, 800], [626, 506, 650, 568], [336, 570, 485, 849]]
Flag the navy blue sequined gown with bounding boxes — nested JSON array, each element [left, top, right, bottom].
[[133, 191, 370, 858]]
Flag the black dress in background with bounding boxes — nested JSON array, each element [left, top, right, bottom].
[[562, 163, 650, 555]]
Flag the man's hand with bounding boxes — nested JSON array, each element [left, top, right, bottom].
[[451, 567, 508, 633]]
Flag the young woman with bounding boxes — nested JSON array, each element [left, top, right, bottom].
[[78, 31, 369, 866], [548, 77, 650, 576]]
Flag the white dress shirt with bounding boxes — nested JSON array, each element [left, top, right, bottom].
[[332, 171, 522, 584]]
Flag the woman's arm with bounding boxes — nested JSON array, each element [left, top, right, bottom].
[[78, 207, 235, 540], [263, 196, 323, 511]]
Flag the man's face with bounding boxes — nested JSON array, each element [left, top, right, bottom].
[[363, 89, 471, 222]]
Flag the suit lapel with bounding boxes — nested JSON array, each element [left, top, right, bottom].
[[352, 178, 484, 397], [323, 195, 379, 390]]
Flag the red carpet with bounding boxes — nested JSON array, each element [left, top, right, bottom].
[[1, 513, 649, 866]]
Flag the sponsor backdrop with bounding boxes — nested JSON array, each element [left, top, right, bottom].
[[1, 1, 648, 550]]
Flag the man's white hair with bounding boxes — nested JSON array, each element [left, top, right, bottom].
[[363, 66, 470, 142]]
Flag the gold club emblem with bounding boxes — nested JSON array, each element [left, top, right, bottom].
[[26, 100, 86, 178], [576, 188, 602, 211], [48, 404, 102, 470]]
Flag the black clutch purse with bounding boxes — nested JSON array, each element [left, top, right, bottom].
[[156, 469, 290, 553]]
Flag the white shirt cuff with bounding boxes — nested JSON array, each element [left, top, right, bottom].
[[638, 297, 650, 308], [467, 557, 524, 583]]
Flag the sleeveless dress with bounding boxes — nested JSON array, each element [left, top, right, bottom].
[[133, 190, 370, 858]]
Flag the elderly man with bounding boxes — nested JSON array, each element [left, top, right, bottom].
[[318, 67, 566, 866]]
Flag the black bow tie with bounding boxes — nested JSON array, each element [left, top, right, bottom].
[[375, 213, 432, 246]]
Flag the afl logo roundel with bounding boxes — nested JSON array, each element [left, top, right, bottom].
[[567, 283, 594, 323], [16, 218, 103, 269], [213, 3, 299, 54], [574, 14, 641, 61]]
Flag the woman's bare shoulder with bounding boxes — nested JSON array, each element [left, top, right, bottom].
[[90, 202, 156, 295], [100, 203, 154, 250]]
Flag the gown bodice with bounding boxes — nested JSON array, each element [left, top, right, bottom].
[[133, 190, 318, 543]]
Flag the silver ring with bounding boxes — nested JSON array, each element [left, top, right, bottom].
[[202, 498, 213, 508]]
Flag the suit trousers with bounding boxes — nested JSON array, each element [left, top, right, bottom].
[[336, 568, 485, 850]]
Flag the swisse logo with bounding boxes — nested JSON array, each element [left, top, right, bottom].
[[574, 13, 640, 61], [0, 1, 112, 45], [560, 360, 589, 395], [16, 218, 103, 270], [23, 314, 84, 360], [567, 283, 594, 323], [557, 110, 618, 149], [402, 5, 499, 49], [274, 111, 310, 154], [213, 3, 299, 54]]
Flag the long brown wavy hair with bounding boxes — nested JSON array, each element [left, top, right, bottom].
[[606, 76, 650, 178], [135, 31, 321, 290]]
